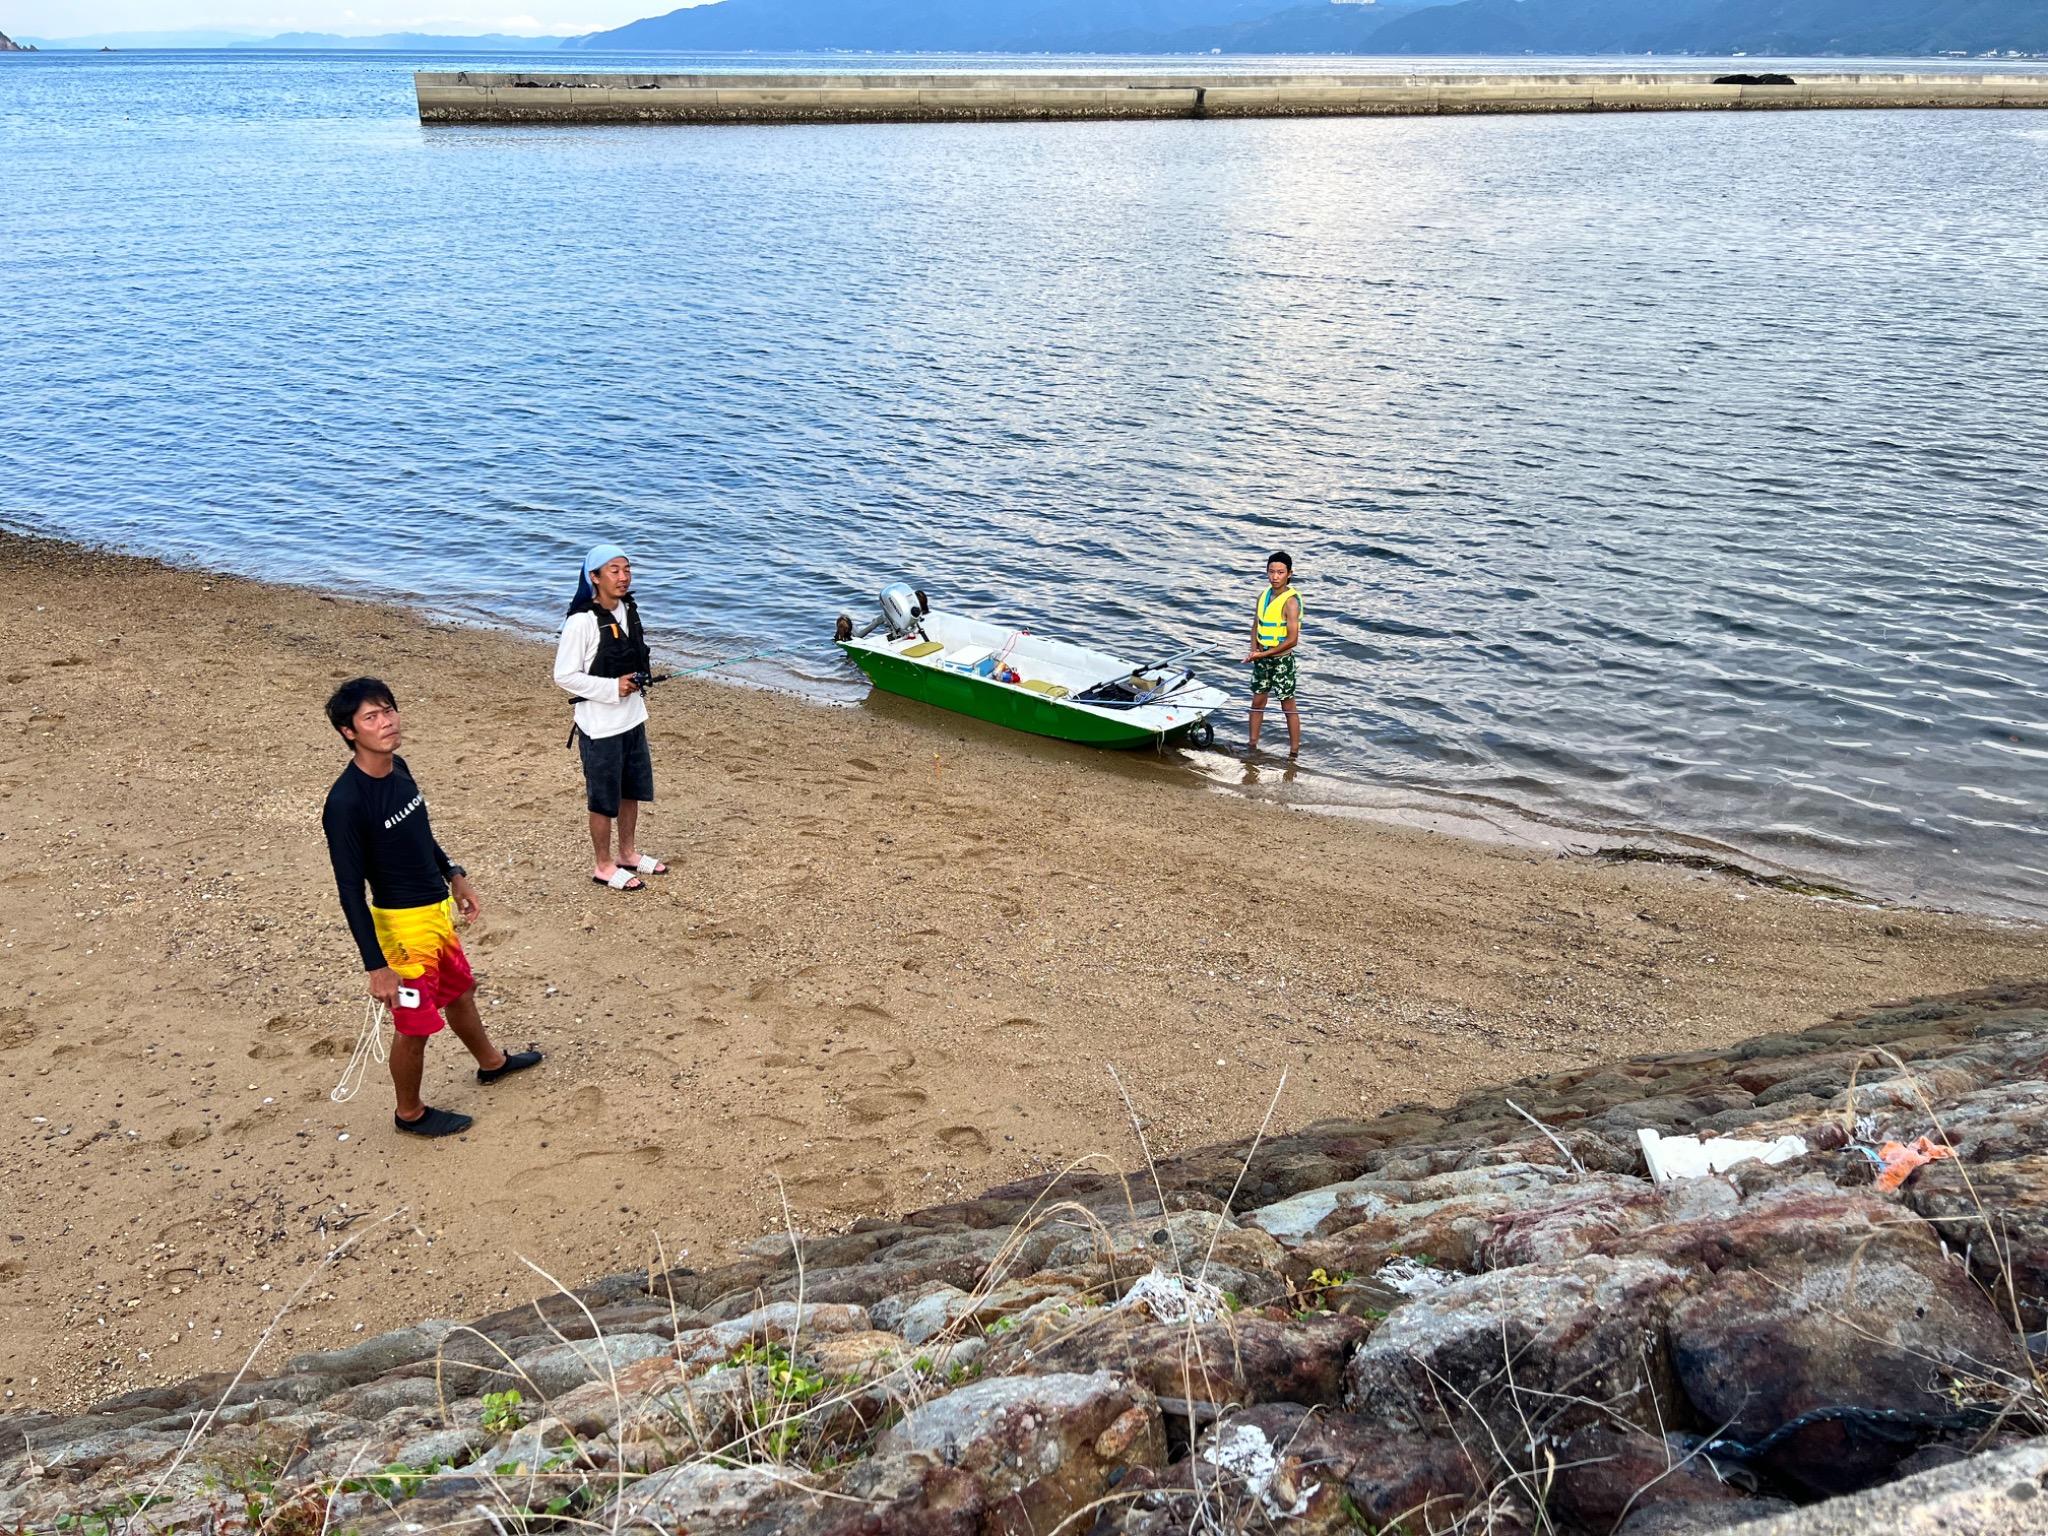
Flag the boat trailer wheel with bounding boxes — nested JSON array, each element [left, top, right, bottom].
[[1188, 720, 1216, 750]]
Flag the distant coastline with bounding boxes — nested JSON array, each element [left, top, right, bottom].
[[21, 0, 2048, 60]]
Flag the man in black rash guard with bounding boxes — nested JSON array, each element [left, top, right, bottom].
[[321, 676, 541, 1137]]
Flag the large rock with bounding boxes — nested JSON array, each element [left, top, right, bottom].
[[1347, 1254, 1690, 1456], [1286, 1170, 1668, 1295], [722, 1228, 1065, 1312], [284, 1320, 459, 1383], [1893, 1078, 2048, 1162], [1618, 1497, 1798, 1534], [870, 1370, 1164, 1534], [1553, 1422, 1773, 1530], [1044, 1211, 1290, 1305], [1907, 1153, 2048, 1330], [1698, 1434, 2048, 1535], [985, 1305, 1366, 1410], [1244, 1401, 1491, 1528], [672, 1301, 873, 1364], [1662, 1192, 2026, 1496], [608, 1461, 819, 1530], [510, 1331, 672, 1397]]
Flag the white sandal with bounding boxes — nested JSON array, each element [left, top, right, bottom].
[[593, 866, 645, 892], [628, 854, 668, 876]]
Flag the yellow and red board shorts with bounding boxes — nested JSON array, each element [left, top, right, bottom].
[[370, 897, 476, 1038]]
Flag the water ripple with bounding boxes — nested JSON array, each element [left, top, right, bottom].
[[2, 51, 2045, 917]]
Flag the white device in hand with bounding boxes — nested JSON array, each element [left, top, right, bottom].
[[396, 986, 423, 1010]]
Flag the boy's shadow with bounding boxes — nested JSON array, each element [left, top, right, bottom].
[[1240, 756, 1299, 788]]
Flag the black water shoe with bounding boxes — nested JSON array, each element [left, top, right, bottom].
[[478, 1049, 543, 1086], [395, 1105, 472, 1138]]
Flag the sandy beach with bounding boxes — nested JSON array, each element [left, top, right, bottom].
[[0, 529, 2041, 1411]]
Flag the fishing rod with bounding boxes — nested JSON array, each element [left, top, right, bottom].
[[1071, 643, 1216, 707], [632, 640, 841, 690]]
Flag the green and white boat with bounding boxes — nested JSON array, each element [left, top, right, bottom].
[[837, 583, 1226, 750]]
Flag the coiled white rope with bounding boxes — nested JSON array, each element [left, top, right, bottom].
[[330, 1000, 391, 1104]]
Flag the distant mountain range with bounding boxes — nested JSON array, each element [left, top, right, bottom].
[[569, 0, 2048, 55], [15, 29, 566, 51], [18, 0, 2046, 56], [238, 33, 569, 51]]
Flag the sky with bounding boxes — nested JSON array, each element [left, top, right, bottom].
[[8, 1, 701, 37]]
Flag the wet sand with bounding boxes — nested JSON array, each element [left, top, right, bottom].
[[1, 530, 2041, 1410]]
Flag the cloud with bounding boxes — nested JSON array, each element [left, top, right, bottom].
[[13, 2, 677, 38]]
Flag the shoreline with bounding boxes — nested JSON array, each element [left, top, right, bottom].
[[10, 519, 2012, 925], [1, 527, 2042, 1411]]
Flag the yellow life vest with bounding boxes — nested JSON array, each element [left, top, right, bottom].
[[1256, 585, 1300, 651]]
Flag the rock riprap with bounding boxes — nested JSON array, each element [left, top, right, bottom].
[[6, 982, 2048, 1534]]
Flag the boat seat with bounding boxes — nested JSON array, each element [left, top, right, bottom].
[[901, 640, 943, 658], [1020, 679, 1069, 699]]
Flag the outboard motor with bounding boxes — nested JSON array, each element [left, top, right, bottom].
[[878, 582, 928, 639]]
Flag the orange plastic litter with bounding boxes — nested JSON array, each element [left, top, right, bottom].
[[1874, 1136, 1955, 1193]]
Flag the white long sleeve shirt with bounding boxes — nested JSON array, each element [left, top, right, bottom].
[[554, 606, 650, 741]]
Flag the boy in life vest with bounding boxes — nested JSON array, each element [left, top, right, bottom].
[[554, 543, 669, 892], [1245, 550, 1302, 757]]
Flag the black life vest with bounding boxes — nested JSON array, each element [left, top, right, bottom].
[[569, 593, 651, 680]]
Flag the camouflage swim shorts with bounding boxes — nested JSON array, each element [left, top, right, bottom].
[[1251, 653, 1298, 701]]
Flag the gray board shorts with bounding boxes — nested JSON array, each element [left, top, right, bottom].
[[578, 722, 654, 817]]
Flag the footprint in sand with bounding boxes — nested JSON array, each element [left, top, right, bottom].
[[846, 1087, 928, 1122], [786, 1170, 888, 1202], [165, 1124, 211, 1149], [0, 1009, 33, 1049], [467, 920, 518, 953], [507, 1143, 664, 1190], [936, 1125, 990, 1154]]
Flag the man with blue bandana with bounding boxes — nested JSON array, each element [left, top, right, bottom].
[[554, 543, 669, 892]]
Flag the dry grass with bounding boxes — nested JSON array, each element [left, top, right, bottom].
[[46, 1039, 2046, 1536]]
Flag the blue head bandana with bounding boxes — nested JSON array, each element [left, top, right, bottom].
[[570, 542, 630, 612]]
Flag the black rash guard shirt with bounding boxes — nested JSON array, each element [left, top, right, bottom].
[[321, 755, 453, 971]]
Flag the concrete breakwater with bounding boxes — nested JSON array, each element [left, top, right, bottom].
[[415, 70, 2048, 125]]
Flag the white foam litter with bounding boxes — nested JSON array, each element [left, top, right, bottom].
[[1114, 1268, 1229, 1324], [1199, 1422, 1318, 1518]]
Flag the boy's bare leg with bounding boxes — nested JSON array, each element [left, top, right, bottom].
[[390, 1034, 428, 1120], [588, 811, 617, 872], [617, 799, 641, 867], [1248, 691, 1268, 752], [1283, 699, 1301, 756], [443, 990, 507, 1072]]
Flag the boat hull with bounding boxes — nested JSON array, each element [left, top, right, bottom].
[[840, 642, 1208, 748]]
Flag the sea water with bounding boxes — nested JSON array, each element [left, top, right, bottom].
[[2, 49, 2044, 916]]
